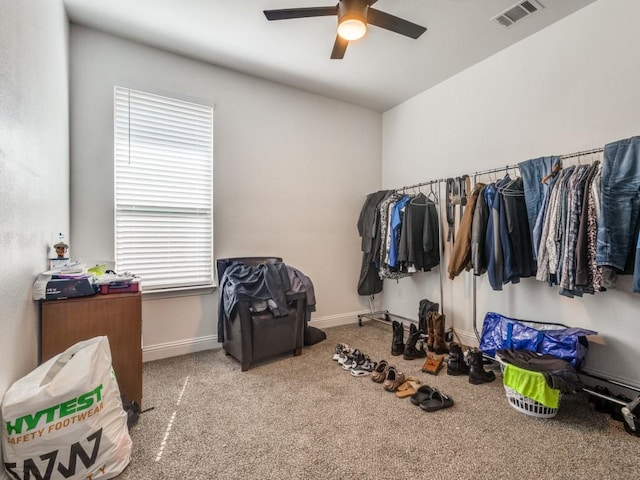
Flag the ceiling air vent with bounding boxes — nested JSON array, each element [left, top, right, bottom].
[[493, 0, 544, 28]]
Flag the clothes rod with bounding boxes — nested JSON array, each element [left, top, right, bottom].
[[394, 146, 605, 194], [473, 164, 520, 177], [396, 178, 446, 192], [471, 147, 605, 178], [559, 147, 604, 160]]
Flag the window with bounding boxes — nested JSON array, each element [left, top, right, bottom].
[[114, 86, 214, 291]]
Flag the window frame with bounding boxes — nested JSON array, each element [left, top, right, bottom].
[[113, 85, 215, 294]]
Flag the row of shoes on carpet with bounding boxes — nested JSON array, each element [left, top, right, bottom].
[[392, 320, 498, 385], [333, 343, 454, 411]]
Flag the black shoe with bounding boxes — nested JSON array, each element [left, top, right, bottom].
[[391, 320, 404, 356], [447, 342, 470, 376], [468, 348, 495, 384], [403, 324, 427, 360]]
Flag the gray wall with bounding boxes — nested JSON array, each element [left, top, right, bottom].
[[0, 0, 69, 395], [69, 26, 383, 361], [382, 0, 640, 388]]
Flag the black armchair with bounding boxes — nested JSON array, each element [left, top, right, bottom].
[[217, 257, 306, 371]]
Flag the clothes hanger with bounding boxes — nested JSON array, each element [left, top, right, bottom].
[[427, 182, 438, 204], [541, 163, 562, 184], [410, 188, 427, 204]]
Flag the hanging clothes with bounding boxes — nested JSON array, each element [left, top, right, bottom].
[[587, 166, 604, 293], [575, 161, 601, 291], [552, 166, 576, 285], [518, 156, 561, 261], [501, 176, 536, 281], [357, 186, 443, 292], [356, 190, 393, 295], [485, 180, 506, 290], [421, 198, 441, 271], [559, 164, 591, 297], [379, 191, 440, 279], [378, 193, 412, 280], [388, 194, 411, 268], [531, 159, 610, 297], [471, 184, 489, 276], [482, 175, 535, 290], [597, 136, 640, 293], [398, 193, 440, 271], [448, 182, 485, 279]]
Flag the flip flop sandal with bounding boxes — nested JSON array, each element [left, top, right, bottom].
[[410, 385, 435, 406], [383, 367, 405, 392], [395, 380, 422, 398], [419, 389, 454, 412]]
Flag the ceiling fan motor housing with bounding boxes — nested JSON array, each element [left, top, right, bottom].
[[338, 0, 368, 27]]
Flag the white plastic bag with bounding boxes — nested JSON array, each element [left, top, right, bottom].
[[1, 336, 132, 480]]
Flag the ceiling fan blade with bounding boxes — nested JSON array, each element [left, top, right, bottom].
[[264, 6, 337, 21], [331, 35, 348, 59], [367, 8, 427, 39]]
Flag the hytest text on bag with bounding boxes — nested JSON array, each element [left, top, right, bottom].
[[5, 384, 103, 439]]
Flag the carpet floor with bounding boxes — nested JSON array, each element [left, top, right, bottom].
[[117, 321, 640, 479]]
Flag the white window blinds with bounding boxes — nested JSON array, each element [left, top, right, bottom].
[[114, 86, 214, 291]]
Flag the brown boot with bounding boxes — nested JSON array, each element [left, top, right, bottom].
[[426, 311, 435, 352], [432, 313, 449, 355]]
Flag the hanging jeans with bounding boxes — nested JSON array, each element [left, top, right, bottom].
[[518, 156, 561, 261], [596, 137, 640, 293]]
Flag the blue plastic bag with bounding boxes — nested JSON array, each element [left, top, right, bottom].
[[479, 312, 597, 369]]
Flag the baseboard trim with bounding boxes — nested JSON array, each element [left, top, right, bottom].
[[309, 310, 369, 329], [143, 335, 220, 362], [451, 329, 480, 348]]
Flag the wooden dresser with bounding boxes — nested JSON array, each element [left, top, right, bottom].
[[40, 292, 142, 407]]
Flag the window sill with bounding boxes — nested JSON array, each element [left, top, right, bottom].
[[142, 284, 216, 301]]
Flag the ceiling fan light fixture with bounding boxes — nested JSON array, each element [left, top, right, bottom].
[[264, 0, 427, 59], [337, 16, 367, 41]]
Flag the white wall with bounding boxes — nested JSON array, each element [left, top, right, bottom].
[[69, 26, 382, 361], [0, 0, 69, 470], [381, 0, 640, 388]]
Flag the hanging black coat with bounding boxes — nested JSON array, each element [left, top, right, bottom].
[[357, 190, 393, 295]]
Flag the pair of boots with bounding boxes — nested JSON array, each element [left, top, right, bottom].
[[447, 343, 495, 384], [391, 321, 427, 360], [418, 311, 448, 355]]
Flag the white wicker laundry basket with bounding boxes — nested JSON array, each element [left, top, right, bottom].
[[497, 355, 561, 419], [503, 384, 561, 418]]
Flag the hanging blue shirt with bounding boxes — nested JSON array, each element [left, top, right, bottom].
[[389, 195, 410, 268]]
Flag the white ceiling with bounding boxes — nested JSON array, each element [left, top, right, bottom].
[[63, 0, 596, 112]]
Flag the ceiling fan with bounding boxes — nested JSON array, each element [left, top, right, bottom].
[[263, 0, 427, 59]]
